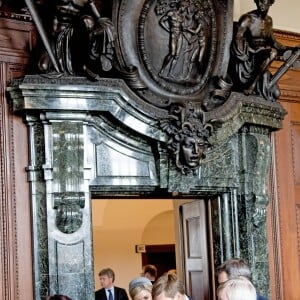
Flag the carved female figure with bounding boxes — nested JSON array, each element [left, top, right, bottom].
[[184, 8, 207, 79]]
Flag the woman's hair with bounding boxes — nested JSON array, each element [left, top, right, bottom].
[[48, 295, 72, 300], [129, 277, 152, 300], [217, 276, 256, 300], [152, 273, 185, 299], [129, 284, 152, 300]]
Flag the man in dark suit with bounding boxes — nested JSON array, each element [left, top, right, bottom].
[[95, 268, 129, 300]]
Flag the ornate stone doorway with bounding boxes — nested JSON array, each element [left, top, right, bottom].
[[7, 0, 292, 299], [8, 72, 284, 299]]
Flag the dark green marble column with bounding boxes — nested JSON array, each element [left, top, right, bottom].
[[25, 113, 95, 300]]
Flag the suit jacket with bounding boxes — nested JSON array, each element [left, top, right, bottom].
[[257, 294, 267, 300], [95, 286, 129, 300]]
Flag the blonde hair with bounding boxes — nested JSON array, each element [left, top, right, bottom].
[[129, 284, 152, 300], [152, 273, 185, 299], [217, 277, 256, 300]]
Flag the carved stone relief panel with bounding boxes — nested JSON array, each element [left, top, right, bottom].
[[112, 0, 233, 109]]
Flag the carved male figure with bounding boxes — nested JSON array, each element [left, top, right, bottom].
[[230, 0, 299, 101], [158, 1, 188, 78]]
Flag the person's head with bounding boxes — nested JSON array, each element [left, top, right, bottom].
[[255, 0, 274, 13], [216, 258, 252, 284], [48, 295, 71, 300], [217, 276, 256, 300], [99, 268, 115, 289], [142, 265, 158, 281], [152, 273, 185, 300], [129, 277, 153, 300]]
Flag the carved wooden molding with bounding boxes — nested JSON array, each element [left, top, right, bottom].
[[297, 204, 300, 261], [0, 14, 35, 299], [0, 61, 19, 300], [274, 29, 300, 45], [273, 29, 300, 102], [269, 135, 284, 300]]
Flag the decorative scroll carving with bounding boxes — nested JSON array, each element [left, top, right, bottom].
[[53, 192, 85, 234], [20, 0, 297, 178], [23, 0, 235, 110], [160, 103, 213, 174], [239, 126, 271, 228], [23, 0, 300, 107], [51, 122, 85, 234]]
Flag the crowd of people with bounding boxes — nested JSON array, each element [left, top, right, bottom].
[[47, 259, 267, 300]]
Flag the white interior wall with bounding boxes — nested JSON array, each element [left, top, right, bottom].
[[235, 0, 300, 33], [92, 199, 174, 293]]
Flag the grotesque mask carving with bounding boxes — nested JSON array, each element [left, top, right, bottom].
[[160, 103, 212, 174]]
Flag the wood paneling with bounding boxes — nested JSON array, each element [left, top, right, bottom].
[[269, 29, 300, 300], [0, 13, 35, 300]]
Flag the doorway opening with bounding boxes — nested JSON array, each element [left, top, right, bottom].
[[92, 198, 175, 293], [141, 244, 176, 278]]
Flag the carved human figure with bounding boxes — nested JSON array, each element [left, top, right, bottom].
[[158, 1, 188, 78], [184, 8, 207, 79], [84, 15, 116, 79], [230, 0, 298, 101], [33, 0, 115, 76]]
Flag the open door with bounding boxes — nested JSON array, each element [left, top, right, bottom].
[[177, 200, 211, 300]]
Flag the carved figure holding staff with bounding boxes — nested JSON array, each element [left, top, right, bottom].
[[25, 0, 115, 77], [230, 0, 300, 101]]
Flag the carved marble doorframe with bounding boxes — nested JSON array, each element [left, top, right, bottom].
[[8, 74, 285, 299]]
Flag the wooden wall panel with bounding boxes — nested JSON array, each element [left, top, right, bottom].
[[0, 13, 35, 300], [269, 29, 300, 300], [297, 205, 300, 261], [272, 101, 300, 300], [291, 124, 300, 187]]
